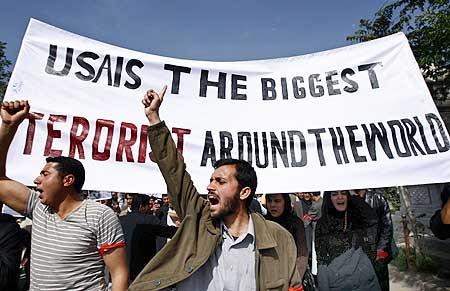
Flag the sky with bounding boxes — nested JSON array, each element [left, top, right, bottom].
[[0, 0, 388, 67]]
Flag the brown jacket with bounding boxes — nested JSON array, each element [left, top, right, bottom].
[[129, 122, 301, 291]]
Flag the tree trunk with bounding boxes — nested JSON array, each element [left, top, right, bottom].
[[398, 186, 422, 256]]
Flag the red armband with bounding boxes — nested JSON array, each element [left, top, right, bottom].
[[289, 286, 304, 291], [376, 249, 389, 259], [99, 241, 126, 256]]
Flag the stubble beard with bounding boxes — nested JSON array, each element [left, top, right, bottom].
[[211, 191, 240, 219]]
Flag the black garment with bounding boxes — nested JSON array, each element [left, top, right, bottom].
[[158, 205, 169, 221], [315, 194, 378, 266], [265, 194, 308, 256], [430, 185, 450, 240], [119, 212, 161, 270], [363, 190, 394, 291], [18, 229, 30, 291], [363, 191, 394, 252], [130, 224, 178, 280], [249, 198, 263, 214], [265, 212, 308, 258], [265, 193, 308, 278], [315, 194, 379, 291], [0, 213, 21, 291], [430, 209, 450, 239]]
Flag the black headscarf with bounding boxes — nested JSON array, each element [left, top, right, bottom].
[[265, 194, 299, 239], [318, 191, 376, 235]]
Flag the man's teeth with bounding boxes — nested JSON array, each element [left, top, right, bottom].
[[208, 194, 219, 205]]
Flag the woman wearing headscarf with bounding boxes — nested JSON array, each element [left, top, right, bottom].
[[315, 190, 380, 291], [265, 193, 308, 280]]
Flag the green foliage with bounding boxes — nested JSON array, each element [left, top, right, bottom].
[[392, 246, 409, 271], [0, 41, 12, 98], [380, 187, 401, 212], [392, 246, 440, 273], [414, 252, 439, 273], [347, 0, 450, 100]]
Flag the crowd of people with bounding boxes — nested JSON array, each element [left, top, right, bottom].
[[0, 90, 448, 291]]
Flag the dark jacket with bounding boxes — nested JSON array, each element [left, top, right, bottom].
[[315, 194, 379, 291], [315, 194, 378, 266], [265, 193, 308, 279], [363, 191, 393, 252], [0, 213, 21, 291], [430, 210, 450, 239], [430, 185, 450, 240], [130, 224, 178, 280], [129, 122, 301, 290], [119, 212, 162, 278]]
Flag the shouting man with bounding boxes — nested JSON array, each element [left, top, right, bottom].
[[130, 86, 301, 291], [0, 100, 128, 291]]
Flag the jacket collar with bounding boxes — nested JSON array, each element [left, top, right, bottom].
[[251, 212, 278, 250]]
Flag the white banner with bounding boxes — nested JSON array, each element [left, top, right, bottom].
[[5, 19, 450, 193]]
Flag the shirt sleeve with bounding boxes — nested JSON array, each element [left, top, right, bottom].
[[24, 189, 40, 219], [97, 207, 126, 255]]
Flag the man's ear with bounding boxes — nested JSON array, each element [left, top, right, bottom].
[[63, 174, 76, 188], [239, 186, 252, 201]]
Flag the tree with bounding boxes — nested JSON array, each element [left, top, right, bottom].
[[0, 41, 12, 98], [347, 0, 450, 101]]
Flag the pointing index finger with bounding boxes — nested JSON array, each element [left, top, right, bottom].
[[159, 85, 168, 102]]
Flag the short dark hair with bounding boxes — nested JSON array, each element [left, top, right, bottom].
[[213, 158, 257, 207], [131, 194, 150, 211], [46, 156, 85, 193]]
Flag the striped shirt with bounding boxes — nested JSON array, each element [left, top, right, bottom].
[[25, 189, 125, 291]]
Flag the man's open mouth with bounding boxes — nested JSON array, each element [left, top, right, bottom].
[[208, 194, 219, 205], [36, 188, 44, 198]]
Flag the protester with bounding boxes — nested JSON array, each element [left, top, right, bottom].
[[293, 192, 320, 263], [255, 194, 268, 215], [148, 195, 156, 211], [248, 197, 264, 214], [110, 192, 122, 214], [315, 190, 380, 291], [151, 199, 162, 218], [17, 227, 31, 291], [430, 184, 450, 239], [0, 202, 21, 291], [0, 100, 128, 290], [129, 86, 301, 290], [120, 193, 136, 216], [309, 192, 322, 220], [116, 192, 128, 212], [119, 194, 161, 280], [265, 193, 308, 280], [352, 189, 395, 291], [161, 193, 170, 208]]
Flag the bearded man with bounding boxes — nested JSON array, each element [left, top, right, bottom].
[[129, 86, 301, 291]]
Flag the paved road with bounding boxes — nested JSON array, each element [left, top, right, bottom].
[[389, 265, 450, 291]]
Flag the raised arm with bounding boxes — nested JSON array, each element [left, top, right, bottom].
[[142, 86, 167, 126], [142, 87, 206, 219], [0, 101, 31, 214]]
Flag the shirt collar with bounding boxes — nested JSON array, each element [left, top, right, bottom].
[[220, 214, 255, 241]]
